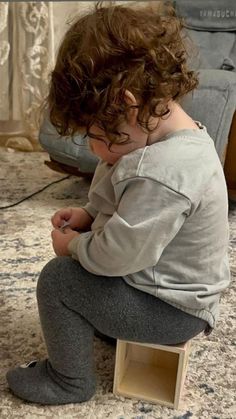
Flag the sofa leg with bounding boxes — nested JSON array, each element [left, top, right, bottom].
[[44, 158, 94, 180], [224, 111, 236, 201]]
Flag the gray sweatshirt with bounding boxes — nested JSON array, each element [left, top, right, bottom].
[[68, 123, 230, 328]]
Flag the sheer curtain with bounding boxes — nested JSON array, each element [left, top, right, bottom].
[[0, 1, 97, 151], [0, 2, 56, 151]]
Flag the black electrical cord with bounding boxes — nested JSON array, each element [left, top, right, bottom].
[[0, 175, 71, 210]]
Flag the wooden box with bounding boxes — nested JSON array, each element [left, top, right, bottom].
[[113, 339, 191, 409]]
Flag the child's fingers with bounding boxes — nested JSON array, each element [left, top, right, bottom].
[[51, 214, 60, 228], [51, 208, 72, 228], [59, 222, 71, 233], [51, 228, 61, 239]]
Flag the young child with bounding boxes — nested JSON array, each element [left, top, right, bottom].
[[7, 1, 230, 405]]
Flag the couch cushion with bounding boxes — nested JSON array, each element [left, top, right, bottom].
[[175, 0, 236, 31], [175, 0, 236, 71], [181, 69, 236, 161]]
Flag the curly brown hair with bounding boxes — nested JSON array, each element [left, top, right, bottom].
[[48, 1, 198, 143]]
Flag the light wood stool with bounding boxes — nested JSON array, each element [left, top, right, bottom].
[[113, 339, 191, 409]]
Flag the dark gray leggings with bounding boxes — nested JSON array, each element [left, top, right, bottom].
[[37, 256, 207, 379]]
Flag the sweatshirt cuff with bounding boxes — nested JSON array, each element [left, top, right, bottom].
[[68, 236, 81, 260], [68, 231, 92, 261], [82, 203, 98, 219]]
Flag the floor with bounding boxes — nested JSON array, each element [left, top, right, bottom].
[[0, 148, 235, 419]]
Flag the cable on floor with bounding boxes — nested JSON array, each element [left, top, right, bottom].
[[0, 175, 71, 210]]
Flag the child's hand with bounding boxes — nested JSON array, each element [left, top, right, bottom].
[[51, 208, 75, 229], [51, 227, 80, 256], [51, 207, 93, 231]]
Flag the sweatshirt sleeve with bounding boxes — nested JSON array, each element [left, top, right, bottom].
[[82, 202, 98, 219], [68, 177, 191, 276]]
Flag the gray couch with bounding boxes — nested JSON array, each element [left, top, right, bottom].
[[39, 0, 236, 174], [177, 0, 236, 163]]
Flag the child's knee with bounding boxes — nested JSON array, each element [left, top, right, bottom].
[[36, 256, 71, 301]]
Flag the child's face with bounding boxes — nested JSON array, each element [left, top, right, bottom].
[[88, 122, 148, 165]]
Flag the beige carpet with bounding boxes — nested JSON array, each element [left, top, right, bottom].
[[0, 148, 235, 419]]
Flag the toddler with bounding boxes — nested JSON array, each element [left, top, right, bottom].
[[7, 1, 230, 405]]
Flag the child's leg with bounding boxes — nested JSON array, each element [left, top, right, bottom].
[[7, 257, 97, 405], [7, 256, 207, 405]]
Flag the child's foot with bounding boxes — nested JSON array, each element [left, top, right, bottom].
[[6, 359, 96, 405]]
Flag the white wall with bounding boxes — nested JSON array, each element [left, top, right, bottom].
[[53, 1, 95, 53], [52, 1, 147, 54]]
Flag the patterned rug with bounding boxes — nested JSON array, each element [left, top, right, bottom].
[[0, 148, 235, 419]]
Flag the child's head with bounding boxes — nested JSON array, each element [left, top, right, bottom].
[[48, 1, 198, 146]]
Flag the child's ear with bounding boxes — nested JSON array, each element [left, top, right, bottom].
[[124, 90, 139, 127]]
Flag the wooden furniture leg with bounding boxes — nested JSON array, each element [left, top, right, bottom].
[[224, 111, 236, 200]]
